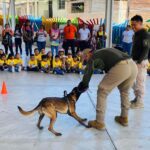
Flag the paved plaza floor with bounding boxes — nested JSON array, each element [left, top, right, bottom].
[[0, 72, 150, 150]]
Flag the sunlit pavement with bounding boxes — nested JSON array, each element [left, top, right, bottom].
[[0, 71, 150, 150]]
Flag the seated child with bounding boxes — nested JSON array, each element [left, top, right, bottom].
[[7, 54, 15, 72], [40, 48, 46, 57], [14, 53, 23, 72], [34, 48, 42, 68], [77, 51, 83, 62], [41, 55, 50, 73], [47, 51, 53, 70], [147, 61, 150, 76], [66, 53, 73, 73], [59, 49, 66, 69], [53, 55, 64, 75], [71, 55, 83, 74], [34, 48, 41, 62], [27, 54, 39, 72], [0, 54, 7, 71], [0, 49, 5, 58]]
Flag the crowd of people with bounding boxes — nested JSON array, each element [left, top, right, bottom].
[[0, 18, 150, 75], [0, 47, 88, 74], [0, 19, 107, 75], [0, 14, 150, 130], [1, 19, 107, 56]]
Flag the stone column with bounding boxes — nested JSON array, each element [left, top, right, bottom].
[[105, 0, 114, 48]]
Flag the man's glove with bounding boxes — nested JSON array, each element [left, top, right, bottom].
[[77, 81, 89, 93]]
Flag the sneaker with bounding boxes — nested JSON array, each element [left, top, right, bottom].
[[18, 66, 22, 72], [79, 71, 82, 75], [12, 67, 15, 73], [115, 116, 128, 126], [61, 71, 64, 75], [130, 101, 144, 109], [88, 120, 105, 130]]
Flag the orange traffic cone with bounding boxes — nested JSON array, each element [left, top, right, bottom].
[[1, 81, 8, 95]]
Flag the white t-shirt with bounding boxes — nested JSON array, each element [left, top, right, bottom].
[[79, 28, 90, 41], [122, 30, 134, 43], [37, 30, 47, 42]]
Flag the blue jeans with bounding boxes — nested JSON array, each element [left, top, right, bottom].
[[53, 68, 64, 75], [122, 42, 132, 55], [37, 41, 46, 52], [25, 42, 33, 56], [51, 45, 58, 56], [8, 66, 15, 72]]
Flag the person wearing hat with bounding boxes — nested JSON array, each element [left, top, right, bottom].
[[76, 48, 138, 130]]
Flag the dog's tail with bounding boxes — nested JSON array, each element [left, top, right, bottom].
[[17, 105, 39, 116]]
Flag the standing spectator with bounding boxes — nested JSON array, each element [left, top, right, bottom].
[[63, 20, 77, 56], [130, 15, 150, 109], [96, 25, 107, 49], [23, 20, 34, 57], [122, 25, 134, 55], [36, 24, 47, 52], [2, 24, 14, 55], [49, 22, 60, 56], [14, 24, 22, 55], [78, 23, 91, 51]]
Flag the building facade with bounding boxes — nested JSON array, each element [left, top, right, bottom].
[[0, 0, 150, 23]]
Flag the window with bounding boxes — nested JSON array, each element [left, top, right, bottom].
[[71, 2, 84, 13], [58, 0, 65, 9]]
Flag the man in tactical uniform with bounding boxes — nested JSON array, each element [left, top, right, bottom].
[[76, 48, 138, 130], [130, 15, 150, 109]]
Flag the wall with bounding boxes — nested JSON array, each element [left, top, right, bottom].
[[129, 0, 150, 21], [0, 0, 150, 23]]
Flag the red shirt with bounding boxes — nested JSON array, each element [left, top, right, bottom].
[[64, 25, 77, 40]]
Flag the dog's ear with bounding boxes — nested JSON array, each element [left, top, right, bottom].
[[64, 90, 67, 97]]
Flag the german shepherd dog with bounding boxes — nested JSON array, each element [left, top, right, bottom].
[[18, 87, 89, 136]]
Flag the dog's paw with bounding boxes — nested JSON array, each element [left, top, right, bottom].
[[37, 125, 44, 130], [81, 118, 87, 122], [85, 125, 91, 128], [39, 126, 44, 130], [55, 133, 62, 136]]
